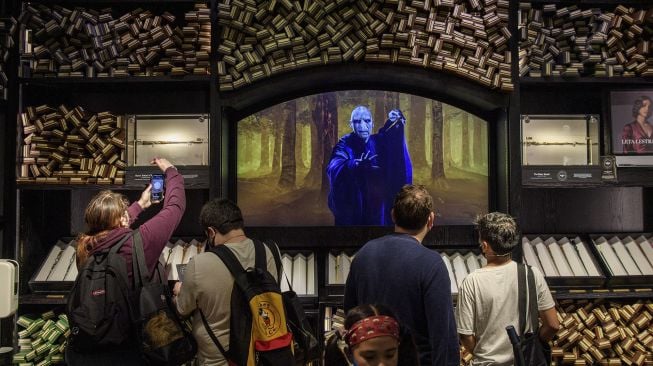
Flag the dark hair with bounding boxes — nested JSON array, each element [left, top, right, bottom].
[[475, 212, 519, 255], [632, 96, 652, 119], [392, 185, 433, 231], [199, 198, 244, 234], [324, 304, 418, 366]]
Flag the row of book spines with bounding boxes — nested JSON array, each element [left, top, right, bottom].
[[519, 4, 653, 78], [218, 0, 511, 91], [20, 4, 210, 77]]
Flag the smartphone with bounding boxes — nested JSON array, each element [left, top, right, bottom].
[[150, 174, 165, 202]]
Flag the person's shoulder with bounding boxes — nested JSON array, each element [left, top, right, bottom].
[[192, 251, 226, 269], [622, 122, 635, 132], [529, 264, 547, 280], [339, 132, 356, 144]]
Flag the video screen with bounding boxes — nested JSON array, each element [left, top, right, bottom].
[[610, 90, 653, 155], [237, 91, 489, 226]]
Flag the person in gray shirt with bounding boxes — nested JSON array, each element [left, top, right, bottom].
[[173, 199, 279, 365], [455, 212, 560, 366]]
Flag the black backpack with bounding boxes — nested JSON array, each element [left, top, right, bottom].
[[200, 239, 295, 366], [263, 240, 321, 366], [67, 231, 137, 352]]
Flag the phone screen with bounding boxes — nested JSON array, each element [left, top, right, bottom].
[[151, 174, 165, 201]]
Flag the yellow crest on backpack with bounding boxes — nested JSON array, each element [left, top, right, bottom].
[[249, 293, 288, 341]]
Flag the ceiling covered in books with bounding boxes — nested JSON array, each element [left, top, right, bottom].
[[217, 0, 514, 92]]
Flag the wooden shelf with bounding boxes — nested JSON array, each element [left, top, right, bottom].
[[524, 0, 653, 5], [520, 77, 653, 86], [19, 293, 68, 305], [552, 289, 653, 300], [16, 183, 209, 191], [17, 183, 136, 191], [20, 75, 211, 87], [521, 167, 653, 188], [19, 0, 203, 4], [615, 167, 653, 187], [522, 182, 616, 189]]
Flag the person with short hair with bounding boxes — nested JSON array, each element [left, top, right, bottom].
[[456, 212, 560, 366], [327, 105, 412, 225], [324, 304, 418, 366], [173, 198, 281, 366], [344, 184, 460, 366]]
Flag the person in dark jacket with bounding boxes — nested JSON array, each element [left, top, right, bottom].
[[67, 157, 185, 366], [344, 185, 459, 366]]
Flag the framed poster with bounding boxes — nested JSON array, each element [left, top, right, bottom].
[[609, 91, 653, 166]]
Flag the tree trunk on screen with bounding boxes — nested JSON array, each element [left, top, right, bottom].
[[272, 105, 283, 175], [295, 121, 304, 170], [462, 112, 470, 168], [305, 95, 324, 187], [246, 131, 256, 167], [259, 120, 270, 171], [473, 116, 482, 168], [279, 100, 297, 188], [431, 101, 445, 179], [410, 95, 426, 167], [321, 93, 338, 197]]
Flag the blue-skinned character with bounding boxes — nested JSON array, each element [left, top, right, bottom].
[[327, 105, 412, 226]]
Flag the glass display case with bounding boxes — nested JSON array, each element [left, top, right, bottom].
[[521, 114, 600, 166], [127, 114, 210, 166]]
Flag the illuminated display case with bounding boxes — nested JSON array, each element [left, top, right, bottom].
[[522, 114, 599, 166], [521, 114, 603, 184], [127, 114, 210, 166], [125, 114, 210, 188]]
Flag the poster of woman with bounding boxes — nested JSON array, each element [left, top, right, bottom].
[[611, 91, 653, 155]]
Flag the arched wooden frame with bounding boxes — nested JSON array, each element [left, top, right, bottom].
[[216, 63, 511, 214]]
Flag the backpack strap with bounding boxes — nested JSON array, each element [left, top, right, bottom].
[[201, 241, 255, 362], [207, 244, 246, 277], [252, 239, 267, 271], [107, 230, 136, 256], [130, 229, 149, 289], [526, 265, 540, 333], [261, 239, 290, 288], [207, 238, 269, 275], [262, 240, 282, 277], [199, 308, 229, 360], [517, 263, 527, 336]]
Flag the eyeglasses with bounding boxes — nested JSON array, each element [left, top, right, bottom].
[[351, 119, 371, 124]]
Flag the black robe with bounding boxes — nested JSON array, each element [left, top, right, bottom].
[[326, 118, 412, 225]]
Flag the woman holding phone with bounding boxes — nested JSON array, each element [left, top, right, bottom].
[[67, 157, 185, 365]]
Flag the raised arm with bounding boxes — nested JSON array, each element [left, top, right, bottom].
[[139, 158, 186, 273]]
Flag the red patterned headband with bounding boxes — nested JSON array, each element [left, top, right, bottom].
[[344, 315, 400, 347]]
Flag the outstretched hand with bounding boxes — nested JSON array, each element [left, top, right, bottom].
[[151, 157, 173, 172], [387, 109, 406, 128], [354, 151, 379, 169]]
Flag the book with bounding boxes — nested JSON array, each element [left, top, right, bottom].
[[560, 239, 588, 277]]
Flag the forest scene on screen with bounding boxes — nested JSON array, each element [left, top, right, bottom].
[[237, 91, 488, 226]]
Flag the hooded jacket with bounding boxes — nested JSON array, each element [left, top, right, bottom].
[[87, 167, 185, 283]]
